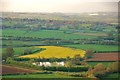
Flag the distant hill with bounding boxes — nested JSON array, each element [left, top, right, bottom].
[[2, 12, 117, 23], [20, 46, 85, 58]]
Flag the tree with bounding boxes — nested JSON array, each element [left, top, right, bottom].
[[85, 49, 94, 60], [6, 57, 14, 64], [108, 62, 119, 73], [29, 59, 35, 64], [3, 47, 14, 60], [49, 57, 57, 62], [81, 61, 89, 66], [94, 63, 105, 72], [71, 54, 82, 65], [23, 48, 32, 55], [87, 63, 106, 78], [66, 56, 71, 61]]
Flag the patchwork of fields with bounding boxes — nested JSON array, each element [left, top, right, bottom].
[[2, 12, 119, 79]]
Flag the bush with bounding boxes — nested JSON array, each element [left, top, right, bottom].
[[106, 62, 119, 73], [94, 71, 106, 78], [87, 63, 106, 78]]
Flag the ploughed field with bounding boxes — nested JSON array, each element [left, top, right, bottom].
[[2, 65, 38, 74], [20, 46, 85, 58], [87, 52, 119, 61]]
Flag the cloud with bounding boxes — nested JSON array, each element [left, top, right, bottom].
[[0, 0, 118, 12]]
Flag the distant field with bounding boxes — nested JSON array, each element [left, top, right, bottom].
[[62, 44, 119, 52], [74, 32, 107, 36], [3, 29, 98, 40], [2, 40, 44, 46], [20, 46, 85, 58]]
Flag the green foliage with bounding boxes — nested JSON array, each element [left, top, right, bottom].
[[3, 47, 14, 60], [87, 63, 106, 78], [85, 49, 94, 59], [65, 61, 74, 67], [23, 47, 42, 55], [65, 54, 83, 67], [71, 54, 82, 65], [43, 66, 89, 72], [5, 58, 43, 70], [6, 57, 14, 64], [107, 62, 119, 73], [2, 47, 42, 57], [55, 72, 87, 77]]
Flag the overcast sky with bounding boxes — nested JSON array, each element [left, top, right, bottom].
[[0, 0, 119, 13]]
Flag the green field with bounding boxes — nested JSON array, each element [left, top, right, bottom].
[[2, 47, 42, 56], [88, 62, 114, 67], [62, 44, 119, 52], [2, 74, 72, 78], [3, 29, 98, 40], [104, 73, 119, 78], [3, 40, 43, 46]]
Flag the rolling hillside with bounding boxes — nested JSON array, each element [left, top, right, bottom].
[[20, 46, 85, 58]]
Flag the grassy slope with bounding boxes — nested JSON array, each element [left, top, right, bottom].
[[62, 44, 119, 52], [20, 46, 85, 58]]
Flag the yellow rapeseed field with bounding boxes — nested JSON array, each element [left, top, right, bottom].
[[20, 46, 86, 58]]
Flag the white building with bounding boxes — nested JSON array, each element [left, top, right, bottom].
[[32, 61, 64, 67]]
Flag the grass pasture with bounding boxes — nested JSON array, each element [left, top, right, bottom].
[[3, 29, 98, 40], [88, 62, 114, 67], [62, 44, 119, 52], [2, 47, 42, 56], [2, 74, 72, 78]]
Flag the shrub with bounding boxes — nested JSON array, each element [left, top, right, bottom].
[[107, 62, 119, 73], [87, 63, 106, 78]]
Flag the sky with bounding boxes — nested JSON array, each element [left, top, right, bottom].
[[0, 0, 119, 13]]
